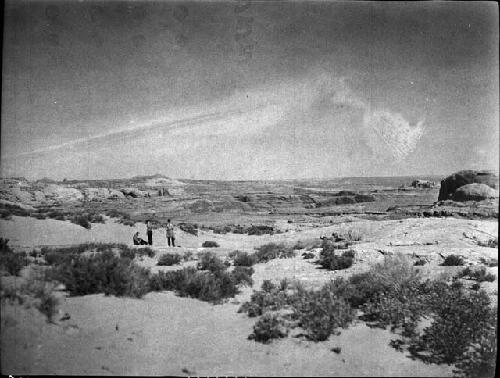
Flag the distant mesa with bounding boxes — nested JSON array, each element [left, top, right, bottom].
[[411, 179, 436, 189], [438, 170, 499, 201]]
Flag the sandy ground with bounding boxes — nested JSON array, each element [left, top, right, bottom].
[[1, 215, 497, 376]]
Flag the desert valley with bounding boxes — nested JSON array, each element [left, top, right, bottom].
[[0, 170, 498, 376]]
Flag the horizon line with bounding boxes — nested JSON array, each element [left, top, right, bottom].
[[3, 171, 497, 183]]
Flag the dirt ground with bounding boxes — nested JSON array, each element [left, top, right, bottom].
[[1, 215, 497, 376]]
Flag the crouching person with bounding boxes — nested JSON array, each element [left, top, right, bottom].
[[133, 232, 148, 245]]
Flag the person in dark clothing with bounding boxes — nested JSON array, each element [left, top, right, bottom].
[[133, 232, 148, 245], [146, 220, 153, 245], [165, 219, 175, 247]]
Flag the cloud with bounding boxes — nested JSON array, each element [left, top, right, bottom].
[[362, 111, 425, 161]]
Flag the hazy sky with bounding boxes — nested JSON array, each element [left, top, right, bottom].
[[2, 0, 498, 180]]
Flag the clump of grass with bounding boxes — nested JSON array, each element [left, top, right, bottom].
[[202, 241, 219, 248], [0, 238, 27, 276], [254, 243, 295, 263], [441, 254, 465, 266], [302, 252, 315, 259], [158, 253, 182, 266], [229, 250, 256, 267]]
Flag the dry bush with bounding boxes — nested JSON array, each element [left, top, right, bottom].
[[157, 253, 182, 266]]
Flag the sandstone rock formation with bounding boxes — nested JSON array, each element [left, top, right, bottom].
[[438, 170, 498, 201], [42, 184, 84, 202], [120, 187, 149, 198], [411, 179, 436, 188], [452, 183, 499, 202]]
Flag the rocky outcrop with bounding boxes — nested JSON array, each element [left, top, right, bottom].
[[411, 180, 436, 188], [42, 184, 84, 202], [452, 183, 499, 202], [82, 187, 125, 201], [438, 170, 498, 201], [120, 187, 149, 198]]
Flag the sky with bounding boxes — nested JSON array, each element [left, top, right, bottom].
[[1, 0, 499, 180]]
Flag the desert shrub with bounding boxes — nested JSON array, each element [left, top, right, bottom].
[[479, 257, 498, 267], [476, 237, 498, 248], [354, 194, 375, 203], [254, 243, 295, 263], [0, 286, 23, 304], [178, 222, 198, 236], [70, 214, 91, 229], [457, 267, 496, 283], [21, 268, 60, 321], [231, 266, 254, 287], [230, 251, 256, 266], [441, 254, 464, 266], [44, 250, 74, 266], [149, 269, 186, 292], [319, 249, 355, 270], [37, 291, 59, 323], [0, 238, 27, 276], [121, 219, 136, 227], [183, 251, 193, 261], [346, 253, 420, 308], [47, 210, 66, 221], [157, 253, 182, 266], [55, 251, 150, 298], [211, 225, 232, 234], [454, 317, 497, 378], [202, 241, 219, 248], [302, 252, 315, 259], [238, 281, 290, 317], [344, 229, 362, 241], [409, 286, 495, 364], [414, 258, 427, 266], [150, 266, 244, 304], [292, 240, 305, 250], [120, 248, 136, 260], [197, 252, 227, 273], [293, 286, 354, 341], [247, 225, 274, 235], [240, 279, 354, 343], [249, 313, 289, 343]]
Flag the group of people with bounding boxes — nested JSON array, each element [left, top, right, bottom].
[[133, 219, 176, 247]]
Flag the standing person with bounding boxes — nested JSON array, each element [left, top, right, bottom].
[[166, 219, 175, 247], [146, 220, 153, 245]]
